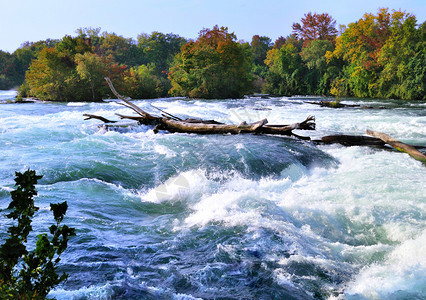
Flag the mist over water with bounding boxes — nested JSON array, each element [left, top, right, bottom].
[[0, 94, 425, 299]]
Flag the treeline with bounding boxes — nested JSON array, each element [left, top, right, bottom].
[[0, 8, 424, 101]]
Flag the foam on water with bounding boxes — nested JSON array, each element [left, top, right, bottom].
[[0, 96, 425, 299], [0, 89, 17, 101], [67, 102, 89, 107], [346, 229, 426, 299]]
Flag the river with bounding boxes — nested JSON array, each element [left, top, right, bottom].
[[0, 90, 425, 299]]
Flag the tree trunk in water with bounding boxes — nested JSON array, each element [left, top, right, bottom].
[[366, 130, 426, 163], [83, 78, 425, 166], [316, 135, 385, 146]]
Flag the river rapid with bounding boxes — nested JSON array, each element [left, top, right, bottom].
[[0, 90, 425, 299]]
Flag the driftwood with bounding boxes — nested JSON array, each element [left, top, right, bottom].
[[305, 100, 386, 110], [316, 135, 386, 147], [314, 132, 425, 165], [83, 114, 116, 123], [305, 100, 360, 108], [153, 116, 315, 135], [367, 130, 426, 163], [83, 78, 425, 165], [92, 77, 315, 138]]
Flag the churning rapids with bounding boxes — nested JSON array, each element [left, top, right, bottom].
[[0, 90, 425, 299]]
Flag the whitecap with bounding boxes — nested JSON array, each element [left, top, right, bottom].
[[346, 230, 426, 299], [67, 102, 88, 107]]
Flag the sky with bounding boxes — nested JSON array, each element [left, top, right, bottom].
[[1, 0, 425, 53]]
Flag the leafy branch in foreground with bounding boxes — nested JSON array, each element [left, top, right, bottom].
[[0, 170, 75, 299]]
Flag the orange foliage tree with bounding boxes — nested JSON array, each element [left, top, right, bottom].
[[292, 12, 338, 44], [169, 26, 253, 99]]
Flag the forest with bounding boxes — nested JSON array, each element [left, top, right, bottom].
[[0, 8, 424, 101]]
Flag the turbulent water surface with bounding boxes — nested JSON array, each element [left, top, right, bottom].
[[0, 90, 425, 299]]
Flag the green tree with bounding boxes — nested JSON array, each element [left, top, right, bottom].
[[301, 39, 334, 94], [264, 37, 306, 95], [0, 51, 18, 89], [250, 35, 272, 66], [25, 47, 76, 101], [376, 12, 423, 99], [249, 35, 272, 92], [75, 27, 103, 50], [99, 32, 142, 67], [403, 25, 425, 100], [124, 64, 168, 99], [169, 26, 253, 99], [23, 36, 101, 101], [0, 170, 75, 299], [137, 32, 187, 76], [75, 52, 109, 101]]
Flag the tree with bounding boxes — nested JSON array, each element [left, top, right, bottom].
[[327, 8, 423, 99], [301, 39, 334, 94], [124, 64, 168, 99], [376, 11, 423, 99], [99, 32, 142, 67], [250, 35, 272, 66], [25, 47, 76, 101], [264, 37, 306, 95], [403, 26, 425, 100], [137, 32, 187, 76], [11, 40, 57, 89], [75, 27, 102, 50], [0, 51, 18, 89], [75, 52, 109, 101], [0, 170, 75, 299], [22, 36, 110, 101], [169, 26, 253, 99], [292, 12, 338, 43], [273, 36, 286, 49]]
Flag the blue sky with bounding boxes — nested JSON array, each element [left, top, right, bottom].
[[1, 0, 425, 52]]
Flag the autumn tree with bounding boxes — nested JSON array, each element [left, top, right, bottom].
[[25, 48, 76, 101], [24, 36, 94, 101], [326, 8, 423, 99], [169, 26, 253, 99], [273, 36, 286, 49], [292, 12, 338, 43]]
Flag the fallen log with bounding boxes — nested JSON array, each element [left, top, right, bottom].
[[85, 77, 315, 138], [315, 135, 386, 147], [85, 79, 425, 165], [366, 130, 426, 163], [180, 118, 224, 125], [83, 114, 117, 123], [305, 100, 360, 108], [156, 118, 269, 134]]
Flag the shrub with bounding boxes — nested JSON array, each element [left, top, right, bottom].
[[0, 170, 75, 299]]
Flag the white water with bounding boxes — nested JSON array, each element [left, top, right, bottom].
[[0, 93, 425, 299]]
